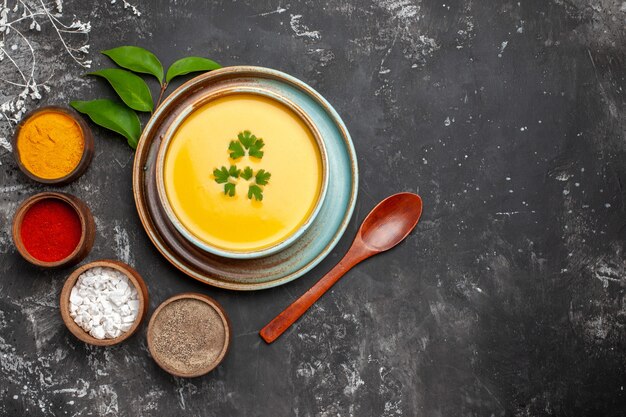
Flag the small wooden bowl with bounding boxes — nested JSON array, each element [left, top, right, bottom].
[[13, 105, 94, 185], [12, 192, 95, 268], [147, 293, 231, 377], [60, 260, 149, 346]]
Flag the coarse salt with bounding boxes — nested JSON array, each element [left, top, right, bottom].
[[69, 267, 140, 339]]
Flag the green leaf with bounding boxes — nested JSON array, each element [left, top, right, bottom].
[[248, 184, 263, 201], [238, 130, 256, 149], [228, 165, 241, 178], [101, 46, 164, 84], [248, 138, 265, 159], [224, 182, 236, 197], [213, 166, 230, 184], [165, 57, 221, 83], [233, 130, 265, 158], [255, 169, 271, 186], [88, 68, 154, 112], [228, 140, 245, 159], [241, 166, 254, 180], [70, 99, 141, 149]]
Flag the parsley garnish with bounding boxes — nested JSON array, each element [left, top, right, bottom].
[[241, 166, 254, 180], [213, 131, 271, 200], [228, 140, 245, 159], [213, 165, 240, 195], [229, 130, 265, 159], [213, 166, 231, 184], [228, 165, 241, 178], [248, 184, 263, 201], [224, 182, 236, 196], [248, 140, 265, 159], [255, 169, 271, 186]]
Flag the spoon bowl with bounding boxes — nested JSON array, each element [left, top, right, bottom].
[[359, 192, 423, 252]]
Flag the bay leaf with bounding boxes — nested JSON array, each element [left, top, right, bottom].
[[88, 68, 153, 112], [70, 99, 141, 149], [102, 46, 164, 84], [165, 57, 221, 83]]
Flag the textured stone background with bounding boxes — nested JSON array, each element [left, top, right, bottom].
[[1, 0, 625, 415]]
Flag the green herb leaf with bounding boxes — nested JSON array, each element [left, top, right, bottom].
[[70, 99, 141, 149], [101, 46, 164, 84], [238, 130, 256, 149], [213, 130, 271, 199], [241, 166, 254, 180], [165, 57, 222, 84], [255, 169, 271, 186], [248, 184, 263, 201], [234, 131, 265, 158], [228, 165, 241, 178], [88, 68, 154, 112], [248, 138, 265, 159], [213, 166, 230, 183], [224, 182, 236, 197], [228, 140, 245, 159]]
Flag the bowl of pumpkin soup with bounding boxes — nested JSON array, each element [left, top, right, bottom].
[[155, 87, 328, 259]]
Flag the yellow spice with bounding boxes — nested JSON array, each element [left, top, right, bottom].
[[17, 111, 84, 179]]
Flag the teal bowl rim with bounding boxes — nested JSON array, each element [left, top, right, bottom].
[[155, 85, 330, 259]]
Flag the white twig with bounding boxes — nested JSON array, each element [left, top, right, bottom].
[[39, 0, 90, 68], [0, 0, 92, 136], [110, 0, 141, 17], [0, 0, 139, 141]]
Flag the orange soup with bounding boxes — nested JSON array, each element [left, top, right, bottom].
[[163, 93, 324, 252]]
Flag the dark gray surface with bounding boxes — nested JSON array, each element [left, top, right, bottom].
[[1, 0, 625, 415]]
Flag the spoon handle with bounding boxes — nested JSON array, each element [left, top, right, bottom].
[[260, 249, 368, 344]]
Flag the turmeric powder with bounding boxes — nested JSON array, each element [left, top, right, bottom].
[[17, 110, 85, 180]]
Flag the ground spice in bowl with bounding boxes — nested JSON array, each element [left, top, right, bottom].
[[147, 293, 231, 377], [12, 192, 95, 268], [14, 106, 93, 184], [21, 199, 82, 262]]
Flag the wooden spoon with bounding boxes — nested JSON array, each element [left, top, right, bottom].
[[260, 192, 423, 344]]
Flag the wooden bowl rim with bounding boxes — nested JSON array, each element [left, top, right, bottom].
[[12, 105, 94, 185], [12, 192, 91, 268], [147, 292, 231, 378], [60, 259, 149, 347]]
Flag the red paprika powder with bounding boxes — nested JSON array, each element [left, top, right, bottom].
[[20, 199, 82, 262]]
